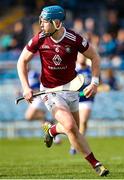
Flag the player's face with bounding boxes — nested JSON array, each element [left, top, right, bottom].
[[39, 18, 55, 34]]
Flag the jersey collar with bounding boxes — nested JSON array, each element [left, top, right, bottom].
[[50, 27, 66, 43]]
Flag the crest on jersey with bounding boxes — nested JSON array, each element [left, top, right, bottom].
[[52, 54, 62, 65], [82, 38, 88, 47], [65, 45, 71, 53]]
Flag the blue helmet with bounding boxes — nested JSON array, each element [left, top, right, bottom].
[[40, 5, 65, 21]]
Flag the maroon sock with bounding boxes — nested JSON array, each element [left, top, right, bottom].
[[85, 152, 99, 168], [49, 125, 59, 137]]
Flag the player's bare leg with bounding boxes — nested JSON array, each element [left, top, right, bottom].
[[53, 107, 91, 156], [43, 106, 109, 176], [25, 107, 45, 121], [70, 108, 91, 155], [25, 106, 61, 145], [79, 108, 91, 135]]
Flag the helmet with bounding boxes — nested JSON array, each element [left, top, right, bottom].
[[40, 5, 65, 21]]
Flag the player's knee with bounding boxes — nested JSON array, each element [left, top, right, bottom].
[[64, 121, 76, 134]]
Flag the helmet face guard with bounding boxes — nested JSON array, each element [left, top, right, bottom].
[[39, 5, 65, 22]]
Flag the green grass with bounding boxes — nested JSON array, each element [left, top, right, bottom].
[[0, 137, 124, 179]]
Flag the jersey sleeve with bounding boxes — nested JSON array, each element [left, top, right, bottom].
[[26, 34, 39, 53], [76, 33, 89, 53]]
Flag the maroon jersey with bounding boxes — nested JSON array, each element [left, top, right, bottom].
[[26, 28, 89, 88]]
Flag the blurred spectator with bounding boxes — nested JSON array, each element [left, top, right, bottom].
[[98, 32, 117, 58], [11, 21, 26, 50], [89, 34, 100, 51], [84, 17, 96, 42], [84, 17, 95, 34], [101, 68, 120, 90], [106, 10, 120, 38], [0, 33, 13, 51], [106, 0, 124, 20], [116, 29, 124, 58], [111, 56, 122, 68], [72, 18, 84, 34], [64, 10, 73, 28], [32, 22, 41, 35]]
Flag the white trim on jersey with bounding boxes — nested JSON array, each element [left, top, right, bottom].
[[65, 32, 76, 41], [50, 27, 66, 43], [66, 32, 76, 39]]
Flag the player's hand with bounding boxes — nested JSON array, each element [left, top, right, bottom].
[[83, 83, 97, 98], [23, 87, 33, 103]]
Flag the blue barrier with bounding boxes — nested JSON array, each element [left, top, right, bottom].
[[0, 85, 124, 121]]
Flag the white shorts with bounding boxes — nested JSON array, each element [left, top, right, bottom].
[[30, 96, 53, 121], [30, 96, 46, 111], [40, 84, 79, 112], [79, 101, 93, 110]]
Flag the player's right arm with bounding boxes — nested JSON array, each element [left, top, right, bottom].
[[17, 47, 34, 103], [17, 33, 39, 103]]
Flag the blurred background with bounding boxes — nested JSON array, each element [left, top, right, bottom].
[[0, 0, 124, 138]]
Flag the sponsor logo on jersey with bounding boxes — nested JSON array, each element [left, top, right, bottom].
[[48, 66, 67, 70], [52, 54, 62, 65]]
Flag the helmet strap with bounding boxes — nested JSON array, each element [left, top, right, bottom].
[[44, 29, 58, 37], [52, 20, 62, 30], [39, 19, 62, 37], [45, 20, 62, 37]]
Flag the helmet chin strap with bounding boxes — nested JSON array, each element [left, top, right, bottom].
[[44, 29, 58, 37], [44, 20, 62, 37], [52, 20, 62, 30]]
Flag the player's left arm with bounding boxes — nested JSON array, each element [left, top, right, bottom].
[[82, 44, 100, 98]]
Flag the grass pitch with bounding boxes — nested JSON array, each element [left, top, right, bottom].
[[0, 137, 124, 179]]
